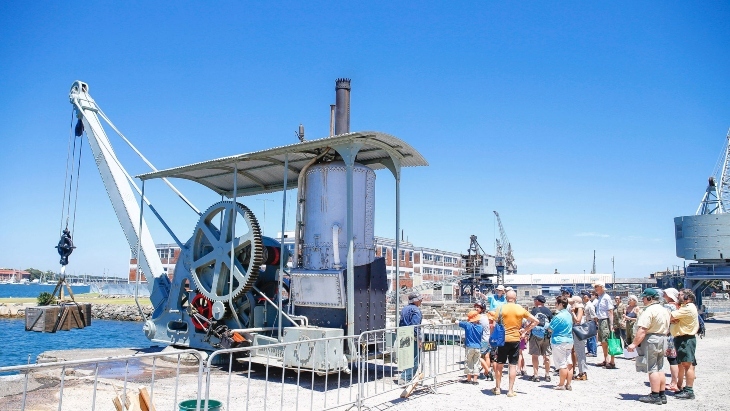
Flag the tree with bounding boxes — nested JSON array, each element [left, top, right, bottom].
[[25, 268, 43, 281]]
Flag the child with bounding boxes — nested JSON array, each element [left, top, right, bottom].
[[459, 310, 484, 385]]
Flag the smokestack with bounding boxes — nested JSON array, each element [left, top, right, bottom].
[[334, 78, 351, 135]]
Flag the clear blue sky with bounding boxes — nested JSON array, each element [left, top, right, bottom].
[[1, 2, 729, 278]]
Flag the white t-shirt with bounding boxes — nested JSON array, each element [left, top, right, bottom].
[[595, 293, 614, 320], [479, 314, 490, 342]]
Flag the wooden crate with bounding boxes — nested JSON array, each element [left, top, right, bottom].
[[25, 303, 92, 332]]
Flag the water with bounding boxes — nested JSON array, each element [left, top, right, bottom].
[[0, 283, 91, 298], [0, 318, 152, 368]]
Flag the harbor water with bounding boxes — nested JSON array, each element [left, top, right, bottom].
[[0, 283, 91, 298], [0, 318, 152, 368]]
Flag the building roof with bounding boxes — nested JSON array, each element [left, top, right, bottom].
[[137, 131, 428, 197]]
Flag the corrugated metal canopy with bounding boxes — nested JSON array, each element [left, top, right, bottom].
[[136, 131, 428, 197]]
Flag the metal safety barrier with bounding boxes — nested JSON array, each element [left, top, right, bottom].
[[0, 349, 204, 411]]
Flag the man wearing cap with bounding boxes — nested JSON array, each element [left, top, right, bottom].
[[671, 289, 700, 400], [628, 288, 671, 405], [582, 291, 598, 356], [529, 295, 553, 382], [593, 282, 616, 368], [399, 292, 423, 383], [473, 301, 494, 381]]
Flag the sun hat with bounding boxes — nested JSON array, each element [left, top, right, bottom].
[[639, 288, 659, 299], [467, 310, 480, 323], [495, 285, 505, 291], [408, 292, 423, 303], [533, 295, 546, 303], [505, 286, 514, 291], [593, 281, 605, 288], [663, 288, 679, 302], [569, 296, 583, 305]]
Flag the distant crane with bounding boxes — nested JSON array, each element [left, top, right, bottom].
[[493, 211, 517, 276], [591, 250, 596, 274]]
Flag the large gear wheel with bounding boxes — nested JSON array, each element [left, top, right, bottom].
[[190, 201, 264, 302]]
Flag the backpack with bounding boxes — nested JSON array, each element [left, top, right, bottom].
[[489, 307, 506, 347], [697, 314, 706, 339], [531, 311, 550, 339]]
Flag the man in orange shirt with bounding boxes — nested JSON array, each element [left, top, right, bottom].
[[488, 290, 539, 397]]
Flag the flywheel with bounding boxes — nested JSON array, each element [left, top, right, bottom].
[[190, 201, 264, 302]]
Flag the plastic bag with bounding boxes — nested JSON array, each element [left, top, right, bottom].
[[607, 333, 623, 356]]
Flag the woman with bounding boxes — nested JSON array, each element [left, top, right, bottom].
[[623, 295, 640, 352], [547, 295, 574, 390], [663, 288, 681, 392], [570, 295, 588, 381], [613, 296, 627, 347]]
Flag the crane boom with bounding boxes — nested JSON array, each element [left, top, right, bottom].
[[493, 211, 517, 275], [69, 81, 170, 306]]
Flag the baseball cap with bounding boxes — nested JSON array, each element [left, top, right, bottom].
[[533, 295, 546, 303], [474, 301, 487, 310], [495, 285, 505, 291], [467, 310, 480, 323], [640, 288, 659, 299], [505, 286, 514, 291], [580, 290, 592, 297], [663, 288, 679, 302], [408, 292, 423, 303], [560, 287, 574, 296], [593, 281, 606, 288]]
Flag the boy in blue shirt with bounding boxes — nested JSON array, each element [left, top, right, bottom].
[[459, 310, 484, 385]]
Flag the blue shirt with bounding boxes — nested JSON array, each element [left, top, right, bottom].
[[400, 303, 423, 340], [487, 294, 506, 311], [548, 309, 574, 345], [459, 321, 484, 349]]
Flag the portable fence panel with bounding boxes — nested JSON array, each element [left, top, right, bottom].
[[204, 335, 360, 411], [0, 350, 204, 411]]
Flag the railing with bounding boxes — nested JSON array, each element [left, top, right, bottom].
[[0, 349, 204, 411], [1, 324, 469, 411]]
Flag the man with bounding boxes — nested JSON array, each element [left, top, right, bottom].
[[614, 295, 627, 347], [529, 295, 553, 382], [488, 290, 539, 397], [473, 301, 494, 381], [560, 287, 574, 298], [582, 291, 597, 356], [399, 292, 423, 383], [670, 289, 700, 400], [628, 288, 670, 405], [593, 282, 616, 368]]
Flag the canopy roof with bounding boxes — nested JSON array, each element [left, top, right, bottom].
[[137, 131, 428, 197]]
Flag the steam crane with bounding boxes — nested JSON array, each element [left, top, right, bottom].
[[493, 211, 516, 280]]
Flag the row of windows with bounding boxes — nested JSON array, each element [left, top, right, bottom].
[[157, 249, 176, 259], [378, 247, 460, 265], [422, 267, 453, 275]]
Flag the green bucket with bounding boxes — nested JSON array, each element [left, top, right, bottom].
[[179, 399, 222, 411]]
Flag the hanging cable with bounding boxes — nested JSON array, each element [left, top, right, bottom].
[[57, 111, 84, 268]]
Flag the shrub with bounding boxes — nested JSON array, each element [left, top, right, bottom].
[[37, 292, 56, 306]]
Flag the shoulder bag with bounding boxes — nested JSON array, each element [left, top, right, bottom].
[[489, 306, 506, 347]]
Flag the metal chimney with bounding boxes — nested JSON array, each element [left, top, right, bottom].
[[334, 78, 351, 135]]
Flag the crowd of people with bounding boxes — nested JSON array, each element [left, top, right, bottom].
[[399, 281, 701, 404]]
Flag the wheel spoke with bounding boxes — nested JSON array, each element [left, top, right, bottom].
[[199, 222, 220, 246], [220, 205, 233, 243], [210, 260, 223, 294], [231, 232, 253, 252], [232, 259, 248, 282]]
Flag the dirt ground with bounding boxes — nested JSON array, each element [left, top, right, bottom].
[[2, 315, 728, 411]]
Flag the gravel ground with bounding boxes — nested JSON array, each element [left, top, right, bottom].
[[2, 316, 728, 411]]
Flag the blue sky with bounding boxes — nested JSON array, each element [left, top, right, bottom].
[[1, 2, 729, 278]]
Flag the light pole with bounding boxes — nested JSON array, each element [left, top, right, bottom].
[[257, 199, 274, 236]]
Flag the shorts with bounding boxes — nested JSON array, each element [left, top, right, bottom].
[[667, 357, 678, 366], [674, 335, 697, 365], [552, 342, 573, 369], [496, 341, 520, 365], [597, 318, 611, 342], [480, 342, 491, 356], [636, 334, 666, 373], [464, 348, 481, 375], [528, 334, 552, 356]]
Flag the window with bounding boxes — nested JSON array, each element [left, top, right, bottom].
[[401, 250, 406, 261], [435, 255, 442, 262], [409, 252, 413, 262]]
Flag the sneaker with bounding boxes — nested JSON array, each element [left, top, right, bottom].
[[471, 381, 479, 385], [530, 375, 540, 382], [545, 375, 551, 382], [638, 394, 663, 405], [674, 390, 695, 400], [491, 387, 501, 396], [507, 391, 517, 397], [660, 394, 667, 404], [478, 373, 487, 380], [487, 372, 494, 381]]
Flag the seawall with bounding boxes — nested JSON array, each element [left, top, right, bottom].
[[0, 303, 154, 322]]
